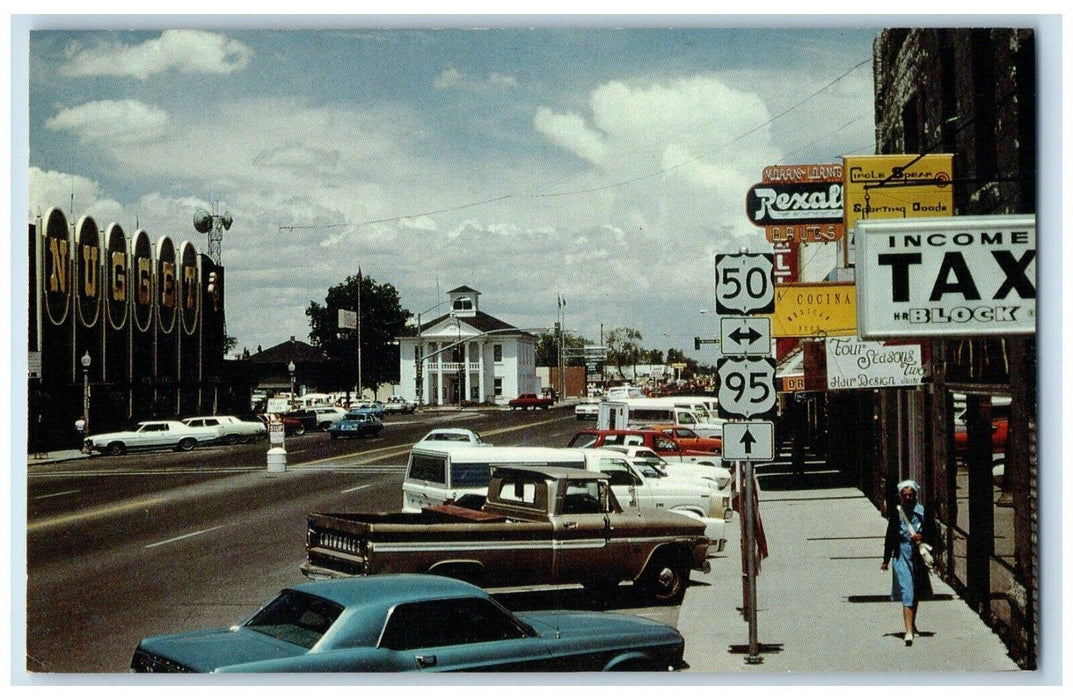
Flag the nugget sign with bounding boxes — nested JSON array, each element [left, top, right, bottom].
[[855, 215, 1035, 338]]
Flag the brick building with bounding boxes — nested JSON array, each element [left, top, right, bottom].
[[868, 28, 1038, 668]]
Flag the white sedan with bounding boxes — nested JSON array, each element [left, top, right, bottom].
[[84, 420, 219, 456], [574, 401, 600, 420], [412, 428, 491, 449]]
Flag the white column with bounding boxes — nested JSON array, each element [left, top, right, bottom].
[[463, 342, 471, 402], [478, 342, 486, 402]]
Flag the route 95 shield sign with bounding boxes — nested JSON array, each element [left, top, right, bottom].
[[717, 357, 777, 419], [716, 253, 775, 315]]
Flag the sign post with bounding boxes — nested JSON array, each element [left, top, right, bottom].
[[716, 250, 776, 665]]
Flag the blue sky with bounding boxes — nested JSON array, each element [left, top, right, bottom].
[[24, 21, 882, 357]]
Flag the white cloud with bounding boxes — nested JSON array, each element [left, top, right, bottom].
[[45, 99, 168, 145], [61, 30, 253, 80], [533, 107, 608, 165]]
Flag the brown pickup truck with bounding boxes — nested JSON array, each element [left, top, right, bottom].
[[301, 465, 711, 605]]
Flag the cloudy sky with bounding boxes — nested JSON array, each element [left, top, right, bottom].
[[25, 21, 880, 357]]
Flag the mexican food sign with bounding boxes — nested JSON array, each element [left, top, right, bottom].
[[855, 215, 1036, 338], [767, 281, 857, 338]]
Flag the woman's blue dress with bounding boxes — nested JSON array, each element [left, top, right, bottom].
[[891, 503, 932, 606]]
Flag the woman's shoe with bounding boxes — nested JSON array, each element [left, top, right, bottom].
[[904, 632, 914, 646]]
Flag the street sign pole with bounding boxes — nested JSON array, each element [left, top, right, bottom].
[[743, 458, 762, 664], [717, 250, 775, 665]]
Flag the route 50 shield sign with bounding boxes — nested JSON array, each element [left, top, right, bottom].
[[717, 357, 777, 419], [716, 253, 775, 315]]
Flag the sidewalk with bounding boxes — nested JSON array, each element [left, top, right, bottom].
[[677, 467, 1021, 677], [26, 449, 89, 466]]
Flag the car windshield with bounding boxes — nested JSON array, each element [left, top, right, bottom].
[[243, 589, 344, 650]]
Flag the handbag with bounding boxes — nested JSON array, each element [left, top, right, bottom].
[[897, 505, 935, 571]]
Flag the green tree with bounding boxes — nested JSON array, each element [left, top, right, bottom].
[[666, 347, 700, 379], [535, 330, 592, 367], [306, 273, 409, 394], [605, 327, 643, 380]]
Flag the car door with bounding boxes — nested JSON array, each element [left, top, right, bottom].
[[378, 598, 550, 671], [131, 422, 167, 448]]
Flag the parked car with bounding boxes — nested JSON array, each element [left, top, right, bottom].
[[84, 420, 218, 456], [182, 415, 267, 445], [650, 424, 723, 453], [310, 406, 348, 431], [260, 413, 309, 437], [282, 409, 319, 435], [508, 393, 554, 410], [574, 400, 600, 420], [130, 574, 686, 672], [383, 396, 416, 414], [328, 410, 383, 440], [412, 428, 490, 449], [351, 401, 385, 418]]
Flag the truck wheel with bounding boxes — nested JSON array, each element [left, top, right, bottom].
[[176, 437, 196, 452], [107, 442, 126, 456], [637, 551, 690, 605]]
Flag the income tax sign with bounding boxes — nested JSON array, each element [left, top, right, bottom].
[[855, 215, 1035, 338]]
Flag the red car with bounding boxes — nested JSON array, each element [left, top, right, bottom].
[[649, 425, 723, 454], [508, 393, 554, 410]]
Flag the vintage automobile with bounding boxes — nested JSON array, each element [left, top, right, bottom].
[[328, 410, 383, 440], [649, 425, 723, 454], [182, 415, 267, 445], [259, 413, 308, 436], [130, 574, 686, 672], [304, 465, 713, 605], [412, 427, 490, 449], [83, 420, 219, 456], [383, 396, 417, 414], [310, 406, 349, 431], [508, 393, 554, 410], [574, 400, 601, 420], [282, 409, 320, 435]]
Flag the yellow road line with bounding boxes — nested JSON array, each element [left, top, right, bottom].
[[29, 497, 164, 532]]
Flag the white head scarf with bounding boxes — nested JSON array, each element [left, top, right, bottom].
[[897, 479, 921, 494]]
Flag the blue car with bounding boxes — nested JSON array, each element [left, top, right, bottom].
[[328, 409, 383, 440], [130, 574, 685, 672]]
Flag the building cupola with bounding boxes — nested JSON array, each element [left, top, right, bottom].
[[447, 285, 480, 318]]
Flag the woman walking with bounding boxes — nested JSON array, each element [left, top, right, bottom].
[[881, 479, 935, 646]]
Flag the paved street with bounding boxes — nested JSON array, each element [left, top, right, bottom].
[[23, 424, 1024, 678]]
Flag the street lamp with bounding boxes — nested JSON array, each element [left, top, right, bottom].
[[414, 300, 449, 408], [288, 361, 296, 409], [80, 351, 91, 448]]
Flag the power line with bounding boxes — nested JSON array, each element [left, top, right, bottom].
[[279, 56, 874, 232]]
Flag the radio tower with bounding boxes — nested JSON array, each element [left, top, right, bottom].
[[193, 204, 233, 340], [193, 203, 232, 265]]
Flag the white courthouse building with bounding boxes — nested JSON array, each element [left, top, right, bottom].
[[396, 286, 541, 406]]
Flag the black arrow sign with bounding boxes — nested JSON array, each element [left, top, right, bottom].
[[740, 428, 756, 454], [728, 326, 762, 345]]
